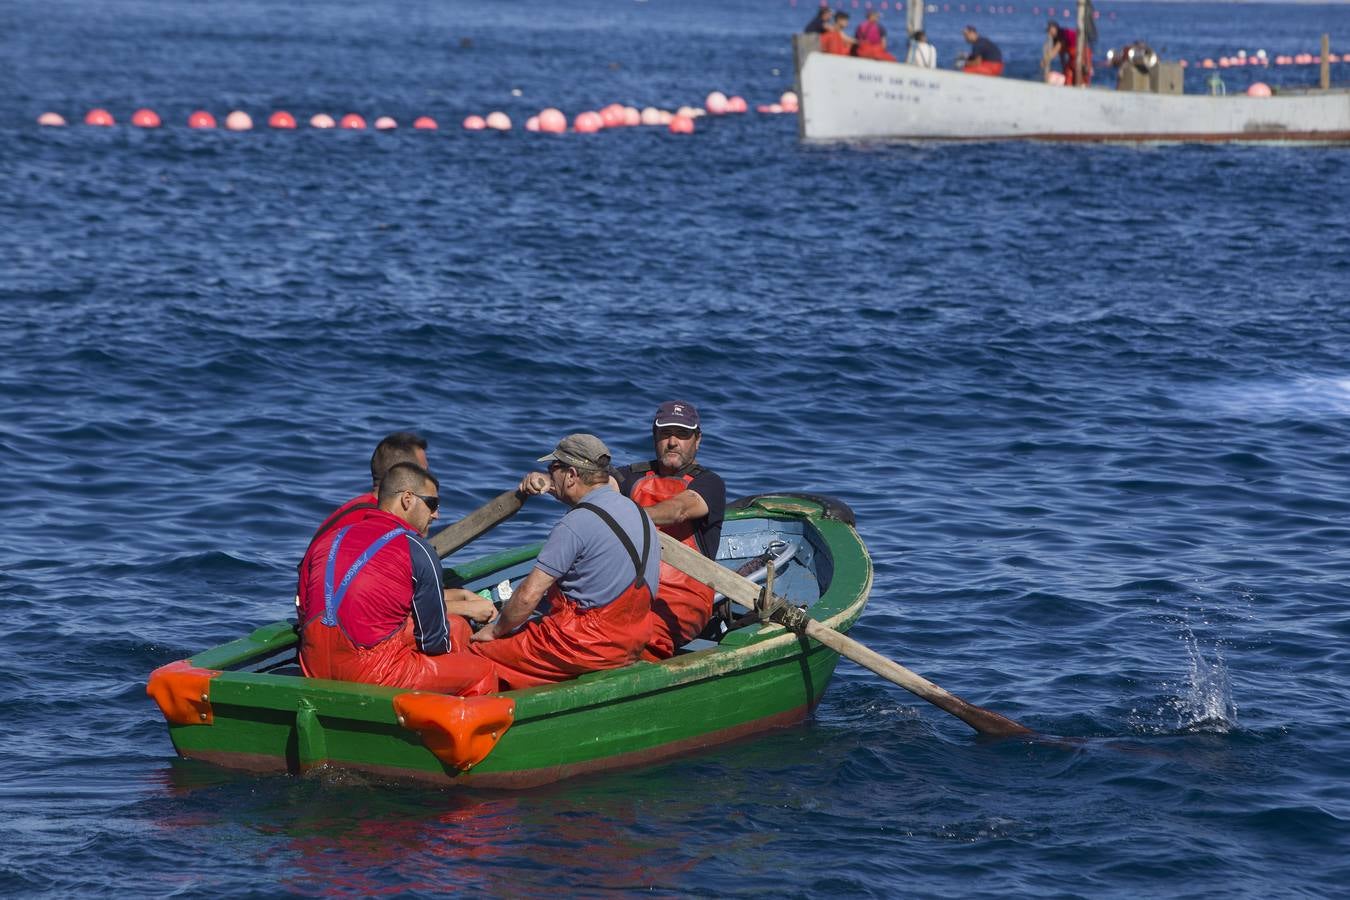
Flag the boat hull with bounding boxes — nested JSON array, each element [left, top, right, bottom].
[[152, 495, 872, 788], [799, 51, 1350, 143]]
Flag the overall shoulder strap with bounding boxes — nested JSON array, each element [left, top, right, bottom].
[[322, 526, 412, 626], [577, 502, 650, 589]]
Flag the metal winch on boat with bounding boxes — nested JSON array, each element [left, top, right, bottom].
[[1107, 42, 1183, 94]]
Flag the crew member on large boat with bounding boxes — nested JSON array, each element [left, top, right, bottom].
[[1044, 21, 1091, 85], [855, 10, 897, 63], [296, 462, 499, 695], [960, 26, 1004, 76], [471, 434, 660, 688], [517, 403, 727, 659], [820, 11, 856, 56], [803, 6, 832, 34]]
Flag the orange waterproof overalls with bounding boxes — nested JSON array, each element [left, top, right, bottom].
[[469, 502, 654, 690]]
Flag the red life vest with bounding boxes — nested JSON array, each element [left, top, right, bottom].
[[469, 501, 654, 689], [626, 466, 716, 659]]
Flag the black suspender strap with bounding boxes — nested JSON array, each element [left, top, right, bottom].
[[577, 501, 652, 589]]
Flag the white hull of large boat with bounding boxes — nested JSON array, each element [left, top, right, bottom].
[[798, 52, 1350, 143]]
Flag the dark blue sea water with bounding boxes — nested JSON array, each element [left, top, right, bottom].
[[4, 0, 1350, 895]]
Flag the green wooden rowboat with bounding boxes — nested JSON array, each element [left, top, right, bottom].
[[147, 493, 871, 788]]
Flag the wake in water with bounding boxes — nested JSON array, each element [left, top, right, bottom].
[[1188, 374, 1350, 420]]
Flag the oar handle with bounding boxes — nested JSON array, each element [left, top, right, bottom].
[[656, 532, 1032, 738], [431, 489, 527, 559]]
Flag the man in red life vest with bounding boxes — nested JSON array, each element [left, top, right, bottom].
[[297, 462, 499, 694], [518, 403, 727, 659], [305, 431, 429, 557], [820, 11, 856, 56], [471, 434, 660, 688]]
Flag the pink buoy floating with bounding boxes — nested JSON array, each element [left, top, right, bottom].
[[538, 107, 567, 133], [600, 104, 624, 127], [310, 113, 336, 129], [705, 91, 729, 115], [412, 116, 438, 130], [462, 115, 486, 130], [640, 106, 662, 126], [525, 115, 540, 131], [339, 113, 366, 129], [485, 111, 511, 130], [84, 108, 115, 127], [780, 91, 800, 112], [658, 110, 674, 125], [727, 95, 748, 113], [131, 108, 161, 128], [225, 110, 253, 131], [622, 106, 641, 127], [668, 114, 695, 134], [1247, 82, 1273, 97], [269, 110, 297, 129], [573, 111, 603, 133], [374, 116, 398, 130], [37, 112, 67, 127], [188, 110, 217, 129]]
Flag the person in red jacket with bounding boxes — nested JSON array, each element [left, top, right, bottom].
[[297, 462, 499, 694], [517, 402, 726, 659], [820, 11, 856, 56]]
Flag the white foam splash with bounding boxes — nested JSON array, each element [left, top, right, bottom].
[[1171, 621, 1238, 734]]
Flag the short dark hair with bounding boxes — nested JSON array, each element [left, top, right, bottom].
[[378, 461, 438, 502], [370, 431, 428, 488]]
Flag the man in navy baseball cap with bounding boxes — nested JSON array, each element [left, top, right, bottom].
[[612, 401, 725, 659]]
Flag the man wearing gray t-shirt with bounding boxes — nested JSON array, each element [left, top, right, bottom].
[[470, 433, 659, 689]]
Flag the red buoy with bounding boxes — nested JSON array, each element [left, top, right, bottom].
[[84, 108, 115, 127], [269, 110, 297, 129], [131, 108, 161, 128], [187, 110, 217, 129]]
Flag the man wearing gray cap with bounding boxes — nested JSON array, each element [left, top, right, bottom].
[[518, 402, 727, 659], [470, 434, 660, 688]]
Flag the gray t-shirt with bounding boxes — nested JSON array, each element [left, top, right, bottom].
[[535, 486, 661, 610]]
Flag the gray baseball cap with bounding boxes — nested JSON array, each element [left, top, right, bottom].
[[538, 433, 613, 472]]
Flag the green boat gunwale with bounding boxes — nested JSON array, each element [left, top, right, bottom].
[[159, 494, 873, 784]]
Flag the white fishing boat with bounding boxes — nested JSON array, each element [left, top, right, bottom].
[[795, 4, 1350, 143]]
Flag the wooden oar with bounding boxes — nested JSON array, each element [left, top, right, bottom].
[[430, 489, 527, 559], [657, 532, 1033, 738]]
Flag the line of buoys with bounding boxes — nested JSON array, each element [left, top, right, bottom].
[[1197, 51, 1343, 69], [40, 91, 796, 134]]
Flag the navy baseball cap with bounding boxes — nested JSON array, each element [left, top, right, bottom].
[[653, 400, 700, 430]]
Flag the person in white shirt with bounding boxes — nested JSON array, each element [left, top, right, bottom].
[[909, 29, 937, 68]]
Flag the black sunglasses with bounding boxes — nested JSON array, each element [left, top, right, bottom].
[[413, 493, 440, 513]]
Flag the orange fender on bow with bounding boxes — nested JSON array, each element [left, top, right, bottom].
[[147, 659, 221, 725], [392, 692, 515, 771]]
